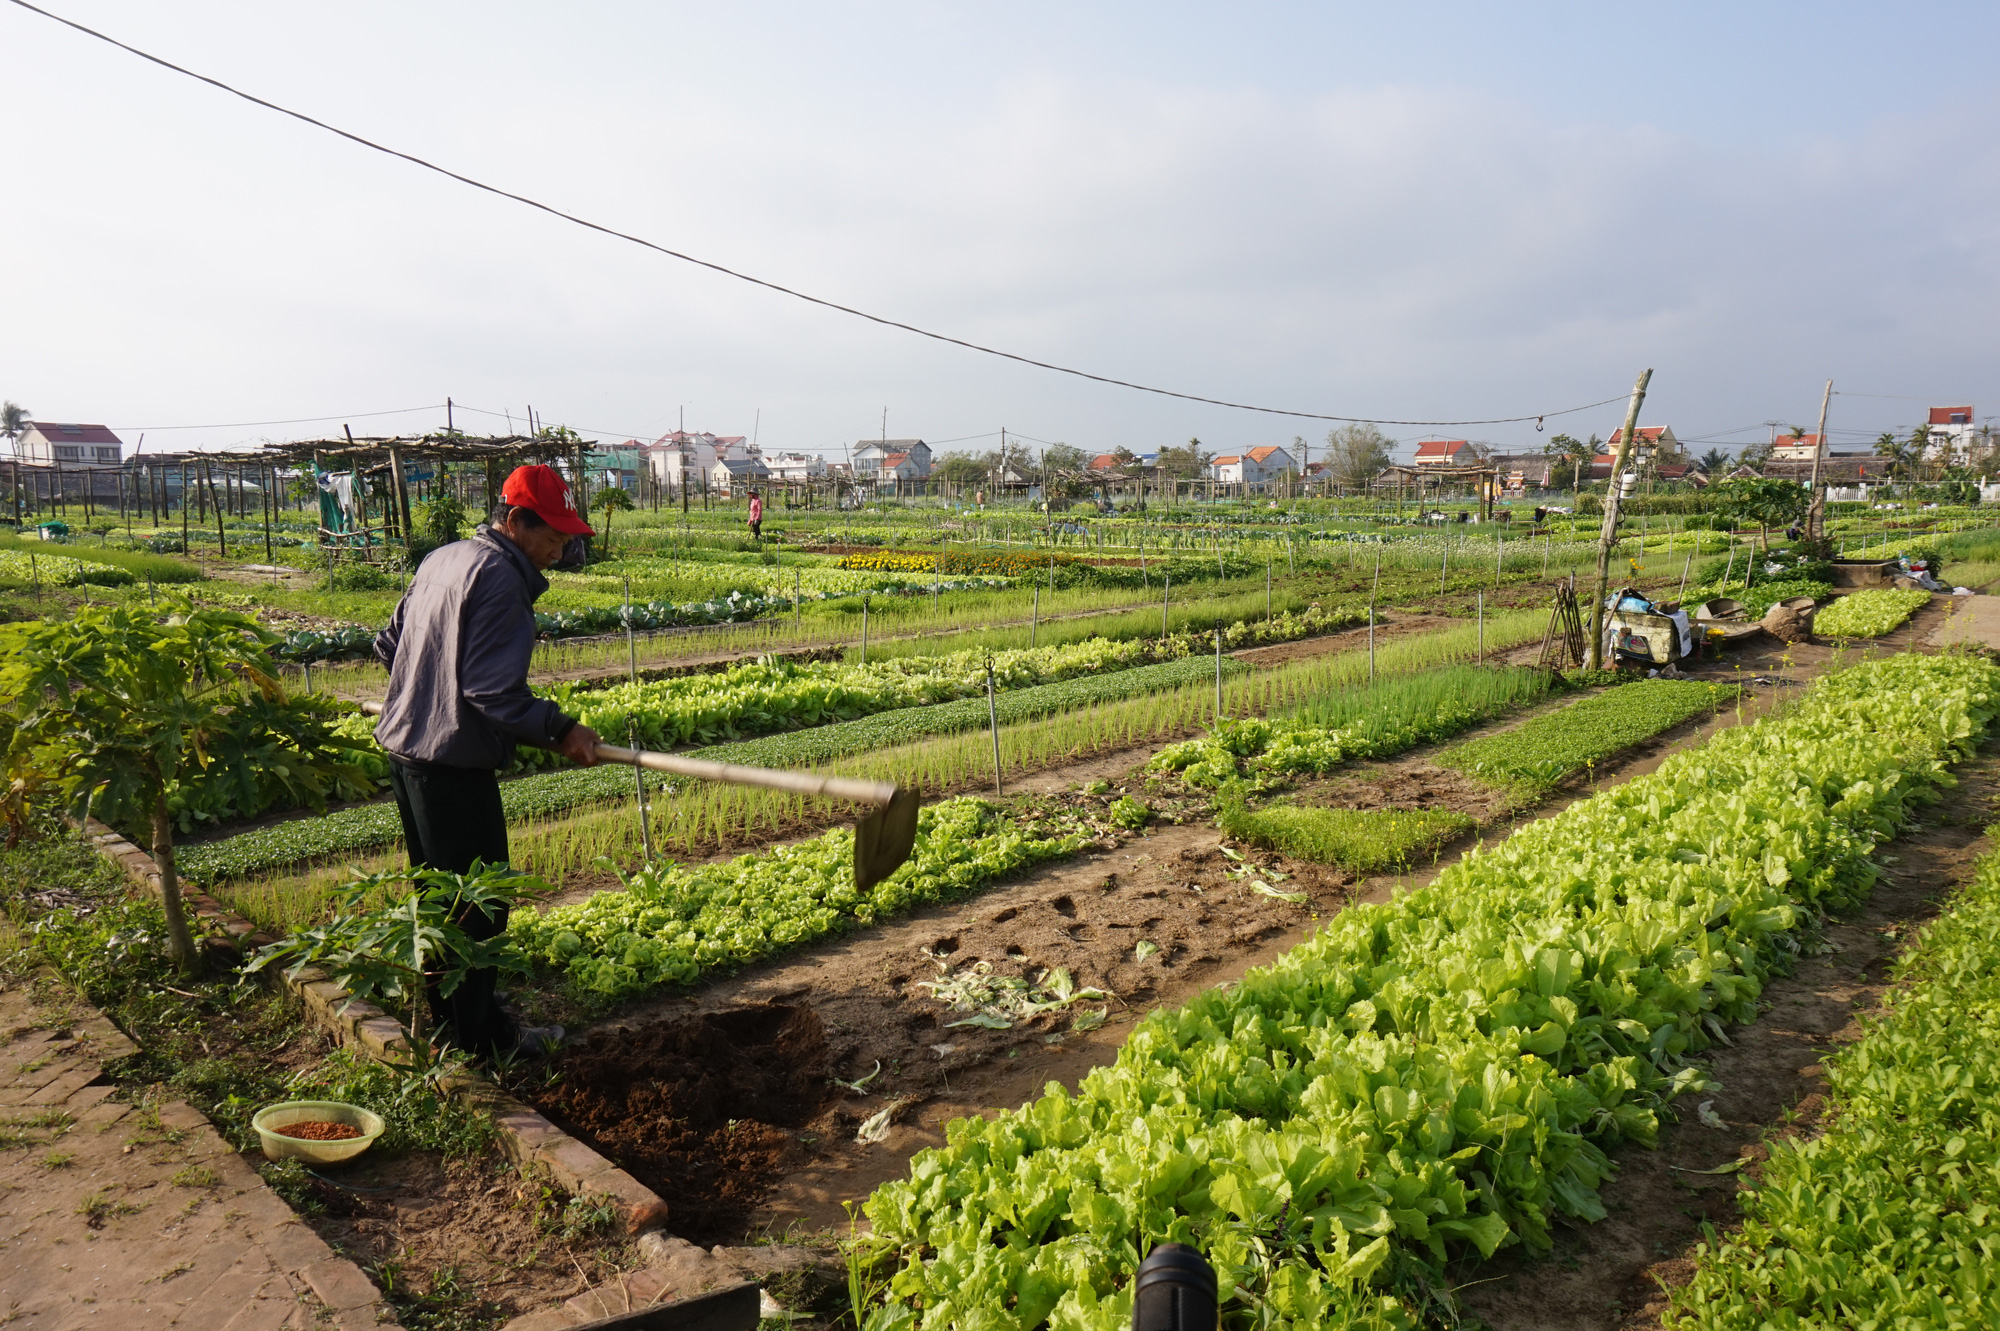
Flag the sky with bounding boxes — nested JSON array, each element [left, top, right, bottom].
[[3, 1, 1997, 465]]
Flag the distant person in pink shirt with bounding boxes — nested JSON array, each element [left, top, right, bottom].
[[747, 489, 763, 540]]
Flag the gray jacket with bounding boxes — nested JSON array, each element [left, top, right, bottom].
[[372, 526, 577, 769]]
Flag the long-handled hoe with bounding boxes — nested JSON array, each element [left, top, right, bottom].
[[359, 701, 919, 890]]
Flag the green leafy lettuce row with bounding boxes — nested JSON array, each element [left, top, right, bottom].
[[508, 797, 1087, 1001], [1680, 577, 1834, 620], [1666, 838, 2000, 1330], [1811, 587, 1932, 639], [859, 652, 1998, 1331]]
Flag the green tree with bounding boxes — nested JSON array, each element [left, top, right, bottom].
[[1156, 438, 1213, 479], [978, 441, 1035, 479], [1544, 433, 1596, 490], [1698, 447, 1731, 474], [0, 401, 29, 453], [1321, 424, 1395, 490], [1874, 429, 1921, 482], [0, 602, 368, 976], [935, 452, 989, 485], [1710, 477, 1806, 550], [1040, 443, 1089, 474], [590, 486, 633, 554]]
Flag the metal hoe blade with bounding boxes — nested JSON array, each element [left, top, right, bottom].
[[853, 787, 920, 892]]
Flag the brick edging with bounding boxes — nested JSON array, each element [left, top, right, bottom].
[[80, 816, 671, 1236]]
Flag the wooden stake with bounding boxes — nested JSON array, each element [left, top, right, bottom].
[[986, 660, 1004, 797], [1806, 378, 1834, 542], [1588, 368, 1654, 669]]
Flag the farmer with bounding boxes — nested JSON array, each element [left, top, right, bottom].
[[372, 463, 602, 1057], [747, 487, 764, 539]]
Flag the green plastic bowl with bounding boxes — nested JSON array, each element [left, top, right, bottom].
[[251, 1100, 386, 1166]]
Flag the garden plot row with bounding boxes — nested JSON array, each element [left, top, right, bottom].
[[506, 659, 1634, 1007], [844, 652, 1997, 1330], [189, 611, 1550, 916], [181, 595, 1358, 844], [495, 667, 1743, 1255], [1665, 839, 2000, 1329]]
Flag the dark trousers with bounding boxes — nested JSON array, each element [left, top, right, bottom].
[[388, 760, 516, 1056]]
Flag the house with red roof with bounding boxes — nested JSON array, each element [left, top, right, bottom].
[[1927, 405, 1978, 457], [1769, 432, 1825, 461], [1411, 439, 1469, 468], [1606, 425, 1680, 453], [1210, 444, 1296, 486]]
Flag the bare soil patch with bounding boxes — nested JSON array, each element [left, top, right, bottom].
[[300, 1148, 638, 1324], [553, 812, 1349, 1239], [531, 1004, 835, 1247]]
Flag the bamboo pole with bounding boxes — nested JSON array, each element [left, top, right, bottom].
[[1588, 369, 1654, 669]]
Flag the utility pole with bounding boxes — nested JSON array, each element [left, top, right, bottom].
[[1806, 378, 1833, 544], [1587, 368, 1653, 670]]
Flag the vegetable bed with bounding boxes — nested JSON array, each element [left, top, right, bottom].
[[1434, 679, 1731, 795], [1150, 665, 1559, 789], [179, 654, 1246, 885], [1667, 842, 2000, 1329], [1217, 803, 1474, 874], [1811, 587, 1931, 638], [858, 652, 1999, 1329], [509, 797, 1087, 1003]]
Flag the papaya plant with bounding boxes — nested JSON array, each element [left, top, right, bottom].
[[0, 599, 370, 976]]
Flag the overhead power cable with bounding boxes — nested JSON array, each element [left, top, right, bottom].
[[9, 0, 1625, 430], [115, 403, 444, 431]]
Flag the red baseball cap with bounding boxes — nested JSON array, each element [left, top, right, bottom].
[[500, 464, 594, 536]]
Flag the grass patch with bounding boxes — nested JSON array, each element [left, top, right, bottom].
[[1218, 802, 1474, 873], [1436, 679, 1731, 796]]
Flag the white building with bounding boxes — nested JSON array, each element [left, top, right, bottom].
[[646, 431, 756, 491], [1769, 432, 1826, 461], [711, 455, 769, 496], [766, 451, 828, 482], [16, 421, 123, 468], [853, 439, 931, 480], [1927, 405, 1978, 458], [14, 422, 125, 503], [1210, 444, 1296, 485]]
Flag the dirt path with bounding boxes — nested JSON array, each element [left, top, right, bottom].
[[0, 977, 404, 1330]]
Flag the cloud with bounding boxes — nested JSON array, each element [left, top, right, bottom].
[[3, 25, 1997, 457]]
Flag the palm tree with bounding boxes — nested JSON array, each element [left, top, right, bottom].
[[1, 401, 29, 455]]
